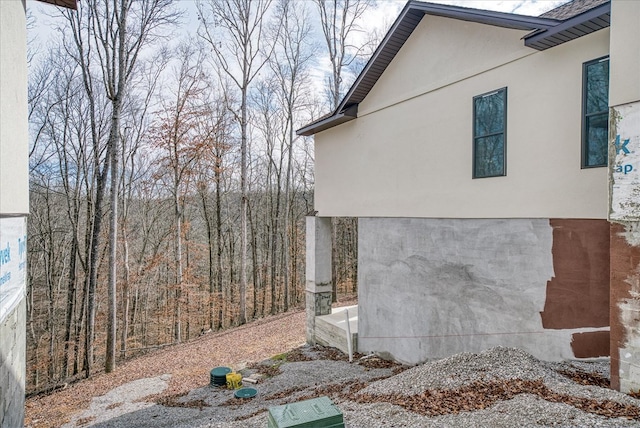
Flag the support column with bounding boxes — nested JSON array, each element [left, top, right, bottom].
[[305, 216, 333, 344], [608, 0, 640, 392]]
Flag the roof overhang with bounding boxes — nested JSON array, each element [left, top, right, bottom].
[[297, 0, 611, 137], [407, 1, 559, 31], [524, 2, 610, 50], [36, 0, 77, 10], [297, 105, 358, 137]]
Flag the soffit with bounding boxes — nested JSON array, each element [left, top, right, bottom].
[[35, 0, 77, 10]]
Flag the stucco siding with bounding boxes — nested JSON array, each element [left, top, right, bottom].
[[357, 217, 610, 365], [314, 24, 610, 219], [358, 15, 533, 116], [609, 0, 640, 108], [0, 0, 29, 215]]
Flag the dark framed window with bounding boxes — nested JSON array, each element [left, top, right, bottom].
[[582, 56, 609, 168], [473, 87, 507, 178]]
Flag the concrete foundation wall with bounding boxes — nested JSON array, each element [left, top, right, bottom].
[[0, 299, 25, 428], [358, 218, 609, 365]]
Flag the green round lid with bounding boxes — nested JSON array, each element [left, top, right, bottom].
[[234, 387, 257, 398], [211, 366, 232, 377]]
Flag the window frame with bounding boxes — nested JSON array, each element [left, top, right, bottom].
[[472, 87, 507, 179], [581, 56, 610, 169]]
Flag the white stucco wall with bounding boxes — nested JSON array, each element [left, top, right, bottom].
[[609, 0, 640, 109], [0, 0, 29, 216], [314, 15, 610, 219]]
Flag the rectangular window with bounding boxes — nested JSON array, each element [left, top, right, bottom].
[[473, 88, 507, 178], [582, 57, 609, 168]]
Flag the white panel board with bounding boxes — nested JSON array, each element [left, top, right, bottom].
[[610, 102, 640, 221], [0, 217, 27, 323]]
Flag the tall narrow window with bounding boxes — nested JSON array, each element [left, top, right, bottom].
[[473, 87, 507, 178], [582, 57, 609, 168]]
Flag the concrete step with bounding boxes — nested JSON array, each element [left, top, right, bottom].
[[315, 307, 358, 355]]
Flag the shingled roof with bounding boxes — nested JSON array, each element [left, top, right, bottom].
[[541, 0, 609, 19], [298, 0, 611, 137]]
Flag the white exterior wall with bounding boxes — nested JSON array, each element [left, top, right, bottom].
[[0, 2, 28, 426], [609, 0, 640, 109], [0, 0, 29, 216], [314, 15, 610, 219]]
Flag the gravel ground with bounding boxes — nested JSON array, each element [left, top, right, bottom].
[[71, 346, 640, 428]]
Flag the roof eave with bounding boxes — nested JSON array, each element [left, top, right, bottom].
[[298, 0, 606, 137], [36, 0, 78, 10], [296, 105, 358, 137], [524, 2, 610, 50], [334, 2, 560, 116], [408, 1, 559, 31]]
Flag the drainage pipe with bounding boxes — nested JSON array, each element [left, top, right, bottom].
[[345, 308, 353, 362]]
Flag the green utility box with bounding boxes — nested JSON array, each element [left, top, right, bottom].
[[267, 396, 345, 428]]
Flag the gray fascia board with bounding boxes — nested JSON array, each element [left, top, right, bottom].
[[334, 1, 559, 115], [296, 105, 358, 137], [334, 3, 422, 112], [409, 1, 559, 31], [524, 2, 610, 49]]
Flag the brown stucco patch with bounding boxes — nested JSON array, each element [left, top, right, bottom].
[[571, 331, 610, 358], [540, 219, 609, 329]]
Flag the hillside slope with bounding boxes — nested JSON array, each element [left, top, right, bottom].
[[25, 310, 306, 428]]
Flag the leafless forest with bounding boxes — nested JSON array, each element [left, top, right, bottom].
[[26, 0, 377, 394]]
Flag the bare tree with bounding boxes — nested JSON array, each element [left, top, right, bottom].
[[198, 0, 279, 325], [270, 0, 315, 311], [194, 88, 233, 331], [61, 0, 180, 376], [314, 0, 373, 108], [149, 41, 208, 342]]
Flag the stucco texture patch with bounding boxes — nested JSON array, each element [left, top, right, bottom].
[[358, 218, 562, 365]]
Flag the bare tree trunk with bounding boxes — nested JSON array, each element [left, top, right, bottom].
[[106, 113, 121, 373], [62, 235, 77, 379], [239, 90, 248, 324], [215, 157, 224, 330], [120, 219, 130, 359], [199, 0, 277, 325], [200, 185, 216, 330], [174, 192, 183, 343]]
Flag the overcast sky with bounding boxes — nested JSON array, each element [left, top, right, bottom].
[[28, 0, 570, 109], [29, 1, 570, 56]]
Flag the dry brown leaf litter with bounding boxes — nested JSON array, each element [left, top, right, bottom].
[[25, 309, 306, 428]]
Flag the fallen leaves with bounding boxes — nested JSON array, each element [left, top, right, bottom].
[[25, 310, 306, 428], [156, 392, 210, 410], [557, 367, 611, 389], [355, 378, 640, 420]]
